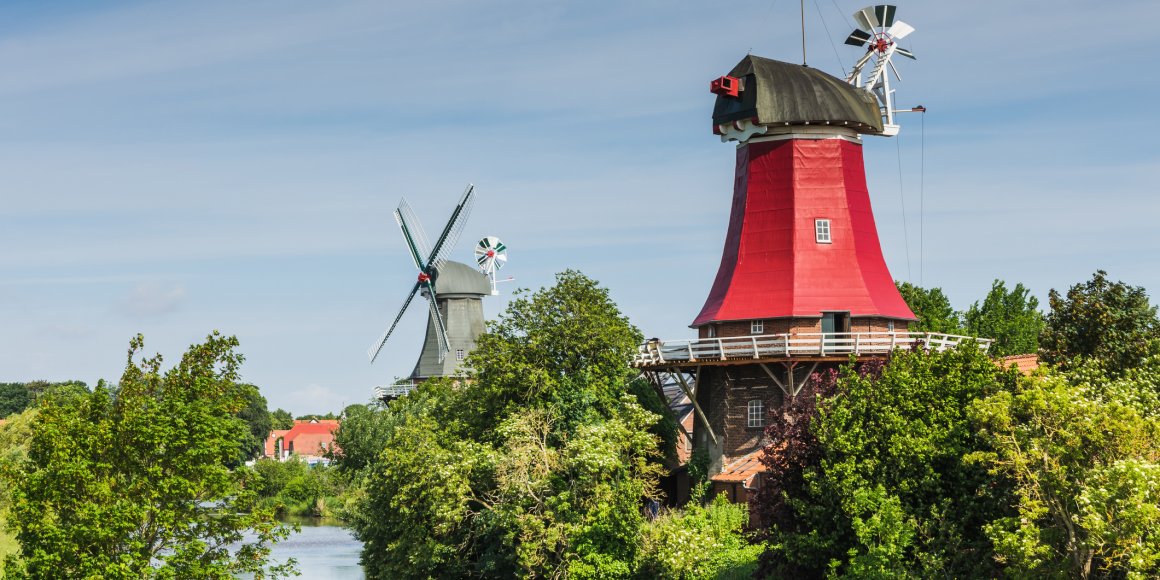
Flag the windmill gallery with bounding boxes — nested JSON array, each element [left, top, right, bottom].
[[366, 5, 993, 506]]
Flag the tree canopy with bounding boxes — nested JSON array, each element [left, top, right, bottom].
[[2, 333, 294, 578], [758, 347, 1018, 577], [969, 375, 1160, 578], [0, 383, 30, 418], [896, 282, 963, 334], [1041, 270, 1160, 375], [234, 383, 273, 466], [270, 408, 294, 430], [964, 280, 1043, 356]]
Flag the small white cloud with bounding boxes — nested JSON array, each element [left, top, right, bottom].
[[120, 281, 186, 318]]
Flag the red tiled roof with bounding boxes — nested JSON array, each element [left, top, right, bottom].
[[712, 450, 768, 486], [284, 421, 339, 437], [999, 354, 1039, 375]]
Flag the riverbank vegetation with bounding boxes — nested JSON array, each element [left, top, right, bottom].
[[252, 456, 347, 519], [0, 333, 296, 578]]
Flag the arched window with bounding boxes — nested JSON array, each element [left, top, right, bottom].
[[747, 399, 764, 428]]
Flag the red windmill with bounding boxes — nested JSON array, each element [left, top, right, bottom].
[[637, 6, 991, 505]]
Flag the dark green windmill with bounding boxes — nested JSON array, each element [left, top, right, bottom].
[[368, 185, 494, 392]]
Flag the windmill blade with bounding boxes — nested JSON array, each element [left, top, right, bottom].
[[853, 7, 877, 31], [395, 199, 433, 269], [895, 47, 916, 60], [887, 20, 914, 40], [395, 205, 429, 272], [368, 281, 423, 363], [426, 184, 476, 271], [423, 280, 452, 361], [875, 5, 897, 28], [845, 28, 872, 46]]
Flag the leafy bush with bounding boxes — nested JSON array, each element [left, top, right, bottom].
[[638, 494, 759, 580], [251, 457, 341, 517]]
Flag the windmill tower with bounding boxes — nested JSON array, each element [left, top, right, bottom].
[[636, 6, 991, 502], [369, 185, 507, 400]]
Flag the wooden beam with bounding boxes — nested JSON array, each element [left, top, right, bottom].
[[791, 362, 819, 397], [641, 370, 694, 449], [759, 363, 791, 398], [673, 368, 718, 448]]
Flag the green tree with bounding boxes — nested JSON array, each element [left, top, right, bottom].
[[331, 402, 399, 476], [896, 282, 963, 334], [296, 412, 337, 421], [347, 271, 669, 579], [763, 347, 1016, 577], [2, 333, 294, 578], [235, 383, 273, 466], [969, 375, 1160, 578], [964, 280, 1044, 356], [271, 408, 294, 430], [0, 383, 30, 417], [350, 383, 492, 579], [1041, 270, 1160, 375], [21, 380, 88, 405]]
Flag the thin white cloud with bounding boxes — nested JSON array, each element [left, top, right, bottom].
[[119, 281, 187, 318]]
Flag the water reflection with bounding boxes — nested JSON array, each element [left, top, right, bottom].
[[243, 517, 364, 579]]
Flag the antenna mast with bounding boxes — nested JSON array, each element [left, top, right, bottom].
[[800, 0, 807, 66]]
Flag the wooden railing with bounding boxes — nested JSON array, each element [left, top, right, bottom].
[[632, 332, 992, 367], [375, 380, 417, 400]]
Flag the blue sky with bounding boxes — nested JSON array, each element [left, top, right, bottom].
[[1, 0, 1155, 414]]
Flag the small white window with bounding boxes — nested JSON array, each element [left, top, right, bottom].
[[707, 325, 717, 338], [455, 349, 465, 361], [751, 320, 764, 334], [815, 219, 832, 243], [747, 399, 764, 428], [887, 320, 895, 332]]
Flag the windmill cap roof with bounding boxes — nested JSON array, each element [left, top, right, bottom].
[[712, 55, 883, 134], [434, 260, 491, 296]]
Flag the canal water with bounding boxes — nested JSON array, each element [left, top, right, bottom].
[[247, 518, 364, 578]]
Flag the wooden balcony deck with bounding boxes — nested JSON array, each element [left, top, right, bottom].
[[632, 332, 992, 370], [375, 379, 418, 401]]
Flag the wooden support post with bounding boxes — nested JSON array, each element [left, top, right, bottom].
[[674, 368, 718, 448], [759, 362, 791, 398], [645, 371, 694, 448], [786, 363, 795, 401], [792, 362, 819, 397]]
